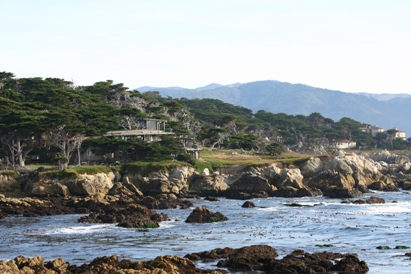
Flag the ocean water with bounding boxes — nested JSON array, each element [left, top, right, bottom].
[[1, 191, 411, 273]]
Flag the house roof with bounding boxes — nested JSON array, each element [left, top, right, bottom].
[[104, 129, 175, 137], [333, 139, 356, 143]]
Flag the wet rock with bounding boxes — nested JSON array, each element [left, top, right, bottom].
[[204, 196, 220, 202], [330, 254, 369, 273], [399, 180, 411, 190], [267, 250, 341, 274], [226, 191, 269, 200], [272, 186, 322, 198], [138, 194, 193, 209], [0, 255, 227, 274], [185, 247, 237, 262], [369, 179, 399, 191], [0, 196, 76, 219], [217, 245, 278, 271], [187, 246, 369, 274], [347, 196, 385, 204], [241, 201, 255, 208], [185, 206, 228, 223], [78, 202, 168, 228]]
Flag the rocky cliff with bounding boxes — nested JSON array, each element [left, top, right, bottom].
[[1, 150, 411, 200]]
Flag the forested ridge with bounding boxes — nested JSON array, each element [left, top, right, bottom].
[[0, 72, 409, 170]]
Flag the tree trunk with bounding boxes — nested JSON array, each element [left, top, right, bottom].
[[16, 136, 25, 167]]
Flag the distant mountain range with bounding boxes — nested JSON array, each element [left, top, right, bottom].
[[137, 80, 411, 136]]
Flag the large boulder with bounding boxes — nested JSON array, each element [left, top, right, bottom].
[[305, 170, 363, 198], [217, 245, 278, 271], [330, 254, 369, 273], [265, 164, 322, 197], [186, 246, 369, 274], [369, 149, 410, 164], [0, 197, 76, 218], [78, 202, 168, 228], [123, 166, 196, 196], [31, 181, 71, 197], [185, 206, 228, 223], [189, 173, 229, 196], [64, 172, 115, 196], [304, 152, 398, 197], [300, 157, 324, 177], [227, 170, 276, 196]]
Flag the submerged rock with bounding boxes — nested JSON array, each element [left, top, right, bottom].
[[241, 201, 255, 208], [345, 196, 386, 205]]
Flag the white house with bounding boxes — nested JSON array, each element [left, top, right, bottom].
[[361, 125, 385, 137], [393, 128, 407, 140], [331, 140, 357, 149]]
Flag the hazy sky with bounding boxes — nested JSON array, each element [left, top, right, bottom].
[[2, 0, 411, 93]]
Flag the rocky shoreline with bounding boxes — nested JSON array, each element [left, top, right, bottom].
[[0, 245, 371, 273], [1, 149, 411, 272]]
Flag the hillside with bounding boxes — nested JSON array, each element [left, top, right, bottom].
[[137, 80, 411, 135]]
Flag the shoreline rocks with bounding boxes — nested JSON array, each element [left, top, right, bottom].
[[1, 149, 411, 223], [0, 245, 370, 274], [2, 150, 411, 201], [187, 245, 369, 273], [0, 255, 226, 274]]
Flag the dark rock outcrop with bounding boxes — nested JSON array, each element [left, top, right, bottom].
[[185, 247, 237, 262], [241, 201, 255, 208], [187, 246, 368, 273], [217, 245, 278, 271], [185, 206, 228, 223], [330, 254, 369, 273], [344, 196, 386, 205], [0, 196, 76, 219], [77, 202, 168, 228], [226, 190, 269, 200]]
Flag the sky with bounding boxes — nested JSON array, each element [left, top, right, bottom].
[[1, 0, 411, 94]]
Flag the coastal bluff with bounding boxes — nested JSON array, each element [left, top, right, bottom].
[[1, 149, 411, 200]]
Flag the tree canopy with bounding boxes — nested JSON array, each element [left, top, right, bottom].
[[1, 71, 408, 169]]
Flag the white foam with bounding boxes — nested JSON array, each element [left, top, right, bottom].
[[258, 207, 278, 212], [365, 204, 411, 214], [44, 224, 117, 235], [158, 221, 177, 229]]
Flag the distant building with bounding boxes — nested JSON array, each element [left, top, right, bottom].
[[361, 125, 407, 140], [104, 118, 174, 142], [360, 125, 385, 137], [392, 128, 407, 140], [331, 140, 357, 149]]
